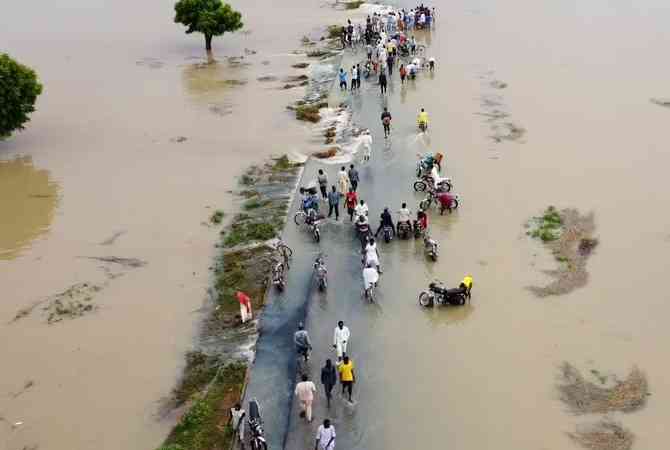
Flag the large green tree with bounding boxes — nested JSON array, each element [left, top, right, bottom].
[[0, 53, 43, 139], [174, 0, 243, 52]]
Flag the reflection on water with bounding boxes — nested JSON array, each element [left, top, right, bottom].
[[0, 156, 59, 260], [422, 303, 476, 327]]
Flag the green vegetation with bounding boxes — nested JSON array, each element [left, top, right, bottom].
[[159, 363, 246, 450], [214, 246, 270, 313], [294, 102, 328, 123], [327, 25, 342, 39], [174, 0, 243, 51], [527, 206, 563, 242], [345, 0, 364, 9], [210, 209, 225, 224], [0, 53, 43, 138], [223, 220, 276, 247], [172, 352, 221, 406]]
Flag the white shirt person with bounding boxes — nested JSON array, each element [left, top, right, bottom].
[[333, 321, 351, 360]]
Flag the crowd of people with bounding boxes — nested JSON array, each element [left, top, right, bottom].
[[336, 5, 437, 95], [231, 5, 447, 450]]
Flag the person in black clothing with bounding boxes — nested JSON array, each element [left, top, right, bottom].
[[379, 71, 387, 95], [327, 185, 340, 220], [374, 207, 396, 237], [320, 359, 337, 407], [387, 54, 394, 73]]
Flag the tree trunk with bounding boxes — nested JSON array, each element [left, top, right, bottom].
[[205, 34, 213, 51]]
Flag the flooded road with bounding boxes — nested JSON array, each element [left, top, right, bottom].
[[3, 0, 670, 448], [277, 0, 670, 449]]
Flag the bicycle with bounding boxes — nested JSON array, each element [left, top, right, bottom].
[[273, 237, 293, 269]]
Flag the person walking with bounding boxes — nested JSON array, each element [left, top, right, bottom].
[[327, 185, 340, 220], [295, 374, 317, 422], [338, 68, 347, 91], [315, 419, 336, 450], [320, 359, 337, 407], [236, 291, 252, 324], [317, 169, 328, 199], [381, 107, 392, 138], [345, 188, 358, 221], [378, 70, 387, 94], [360, 130, 373, 162], [386, 53, 394, 74], [337, 166, 350, 196], [399, 64, 407, 84], [294, 322, 312, 361], [229, 403, 246, 444], [337, 355, 355, 402], [350, 65, 358, 91], [333, 321, 350, 361], [348, 164, 359, 192]]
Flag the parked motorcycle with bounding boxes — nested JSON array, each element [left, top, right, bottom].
[[413, 219, 424, 238], [413, 175, 452, 193], [248, 398, 268, 450], [271, 259, 286, 291], [419, 192, 461, 213], [397, 221, 412, 239], [314, 255, 327, 291], [382, 225, 393, 243], [418, 280, 467, 307], [424, 235, 439, 261]]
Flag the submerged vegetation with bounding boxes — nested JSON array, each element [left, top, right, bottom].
[[526, 207, 598, 297], [568, 420, 634, 450], [345, 0, 365, 9], [210, 209, 225, 224], [292, 101, 328, 123]]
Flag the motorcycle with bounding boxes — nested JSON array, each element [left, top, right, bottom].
[[310, 219, 321, 243], [413, 175, 452, 193], [382, 225, 393, 243], [355, 220, 372, 249], [413, 219, 424, 238], [248, 398, 268, 450], [314, 255, 327, 291], [271, 259, 286, 291], [418, 280, 467, 307], [420, 192, 461, 213], [397, 221, 412, 239], [424, 235, 439, 261]]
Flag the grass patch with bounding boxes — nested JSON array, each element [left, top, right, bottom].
[[527, 206, 562, 242], [160, 363, 247, 450], [345, 0, 364, 9], [558, 363, 649, 415], [568, 420, 633, 450], [292, 62, 310, 69], [326, 25, 342, 39], [294, 101, 328, 123], [210, 210, 225, 224], [223, 221, 276, 247], [172, 352, 221, 407], [272, 154, 292, 171], [306, 49, 335, 59]]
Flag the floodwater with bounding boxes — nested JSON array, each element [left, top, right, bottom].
[[0, 0, 346, 449], [3, 0, 670, 448], [0, 157, 59, 260], [279, 0, 670, 449]]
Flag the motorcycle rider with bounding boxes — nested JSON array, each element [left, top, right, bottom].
[[374, 207, 396, 238], [416, 209, 428, 233], [355, 214, 371, 249], [294, 323, 312, 361], [417, 108, 429, 130], [397, 202, 412, 232], [354, 199, 369, 221], [430, 163, 449, 191]]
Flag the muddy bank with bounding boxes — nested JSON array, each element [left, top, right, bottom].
[[157, 156, 303, 449]]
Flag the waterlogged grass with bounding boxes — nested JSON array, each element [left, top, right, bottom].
[[327, 25, 342, 39], [210, 209, 225, 224], [223, 221, 276, 247], [345, 0, 364, 9], [159, 363, 247, 450], [527, 206, 563, 242], [172, 352, 221, 407], [214, 246, 271, 314]]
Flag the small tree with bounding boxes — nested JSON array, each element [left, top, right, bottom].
[[0, 53, 43, 139], [174, 0, 243, 52]]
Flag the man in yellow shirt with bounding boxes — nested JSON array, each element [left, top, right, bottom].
[[338, 355, 355, 402], [417, 108, 429, 129], [460, 275, 473, 299]]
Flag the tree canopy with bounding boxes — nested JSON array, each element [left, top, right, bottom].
[[174, 0, 243, 51], [0, 53, 43, 139]]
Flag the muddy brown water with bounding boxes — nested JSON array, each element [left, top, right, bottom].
[[2, 0, 670, 449]]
